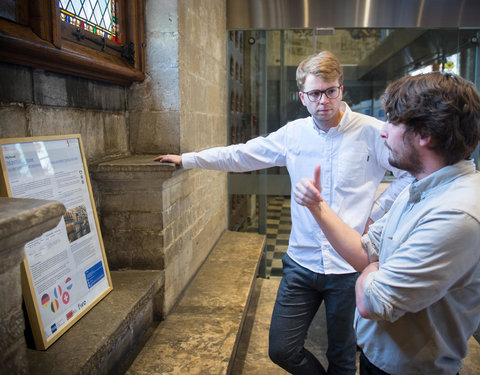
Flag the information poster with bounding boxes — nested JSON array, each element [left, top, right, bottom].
[[0, 135, 112, 350]]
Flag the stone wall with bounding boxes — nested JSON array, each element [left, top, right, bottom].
[[0, 0, 228, 316], [0, 65, 129, 164], [127, 0, 228, 313]]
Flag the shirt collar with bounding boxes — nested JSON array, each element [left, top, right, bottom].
[[336, 102, 350, 132], [311, 102, 351, 133], [408, 159, 476, 203]]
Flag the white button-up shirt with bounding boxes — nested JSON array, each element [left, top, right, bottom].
[[182, 103, 412, 274]]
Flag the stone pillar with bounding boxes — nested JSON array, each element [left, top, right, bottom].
[[0, 198, 65, 374], [90, 155, 177, 270], [91, 154, 228, 316]]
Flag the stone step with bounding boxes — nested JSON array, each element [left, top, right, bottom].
[[230, 278, 290, 375], [26, 269, 164, 375], [231, 278, 330, 374], [126, 230, 266, 375]]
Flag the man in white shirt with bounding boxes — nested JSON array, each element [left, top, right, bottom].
[[155, 51, 412, 375], [294, 72, 480, 375]]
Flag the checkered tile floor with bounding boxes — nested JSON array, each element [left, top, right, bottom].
[[247, 196, 291, 279]]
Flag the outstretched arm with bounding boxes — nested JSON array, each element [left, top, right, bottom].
[[153, 154, 182, 165], [294, 165, 370, 271]]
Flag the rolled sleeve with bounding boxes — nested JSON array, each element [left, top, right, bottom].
[[363, 272, 398, 321], [361, 214, 386, 264], [362, 211, 480, 323], [361, 234, 379, 264]]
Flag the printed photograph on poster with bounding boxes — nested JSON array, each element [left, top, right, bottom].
[[0, 135, 112, 350]]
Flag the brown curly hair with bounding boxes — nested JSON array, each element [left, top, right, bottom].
[[382, 72, 480, 165]]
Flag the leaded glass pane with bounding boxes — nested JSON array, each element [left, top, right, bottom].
[[59, 0, 119, 42]]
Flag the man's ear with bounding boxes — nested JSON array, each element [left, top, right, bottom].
[[299, 92, 307, 106], [419, 134, 433, 147]]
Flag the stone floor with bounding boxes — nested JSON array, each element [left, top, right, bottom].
[[231, 277, 480, 375]]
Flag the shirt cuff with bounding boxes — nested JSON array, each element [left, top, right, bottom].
[[363, 271, 398, 322], [181, 152, 196, 169]]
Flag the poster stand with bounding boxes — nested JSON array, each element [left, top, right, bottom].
[[0, 135, 112, 350]]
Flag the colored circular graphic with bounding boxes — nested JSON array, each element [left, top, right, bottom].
[[65, 277, 73, 290], [51, 299, 59, 313], [41, 294, 50, 307], [62, 291, 70, 304], [445, 61, 454, 69], [54, 285, 62, 299]]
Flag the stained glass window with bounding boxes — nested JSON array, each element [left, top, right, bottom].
[[59, 0, 120, 43]]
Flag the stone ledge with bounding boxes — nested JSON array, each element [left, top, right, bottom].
[[0, 197, 66, 375], [0, 197, 65, 256], [26, 269, 165, 375], [126, 230, 266, 375], [90, 154, 179, 176]]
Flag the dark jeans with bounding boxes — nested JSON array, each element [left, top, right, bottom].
[[269, 254, 358, 375], [359, 351, 390, 375]]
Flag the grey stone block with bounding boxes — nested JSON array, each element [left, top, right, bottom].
[[0, 62, 33, 104]]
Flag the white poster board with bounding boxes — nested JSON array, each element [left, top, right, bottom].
[[0, 135, 112, 350]]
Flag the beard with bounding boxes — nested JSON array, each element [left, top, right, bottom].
[[386, 136, 424, 176]]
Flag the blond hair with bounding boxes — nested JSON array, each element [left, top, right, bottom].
[[296, 51, 344, 91]]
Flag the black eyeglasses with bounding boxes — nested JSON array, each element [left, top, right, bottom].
[[302, 86, 342, 101]]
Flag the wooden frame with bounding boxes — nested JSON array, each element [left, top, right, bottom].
[[0, 0, 145, 86], [0, 134, 112, 350]]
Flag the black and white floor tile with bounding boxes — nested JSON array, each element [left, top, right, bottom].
[[247, 196, 291, 279]]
